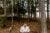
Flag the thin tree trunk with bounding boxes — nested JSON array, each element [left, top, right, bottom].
[[27, 0, 30, 22], [3, 0, 7, 15], [11, 0, 14, 28], [3, 0, 7, 27], [30, 0, 33, 18], [39, 0, 47, 33], [8, 0, 14, 33], [34, 0, 38, 20], [34, 7, 36, 21], [47, 0, 49, 22]]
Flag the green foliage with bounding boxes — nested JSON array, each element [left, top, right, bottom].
[[7, 5, 12, 15], [16, 3, 27, 15], [7, 2, 27, 18], [0, 6, 3, 10], [7, 0, 11, 4], [0, 6, 4, 14], [0, 17, 6, 28], [31, 0, 38, 14]]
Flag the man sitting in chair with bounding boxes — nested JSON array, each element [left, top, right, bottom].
[[20, 23, 30, 33]]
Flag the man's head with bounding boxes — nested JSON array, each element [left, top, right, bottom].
[[23, 23, 27, 27]]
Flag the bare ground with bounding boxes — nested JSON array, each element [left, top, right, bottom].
[[0, 20, 50, 33]]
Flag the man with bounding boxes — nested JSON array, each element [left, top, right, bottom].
[[20, 23, 30, 33]]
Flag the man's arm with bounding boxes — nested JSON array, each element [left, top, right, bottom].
[[27, 27, 30, 33], [20, 27, 24, 33]]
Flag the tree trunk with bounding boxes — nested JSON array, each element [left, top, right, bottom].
[[30, 0, 33, 18], [3, 0, 7, 15], [34, 7, 36, 21], [3, 0, 7, 27], [39, 0, 47, 33], [27, 0, 30, 22], [47, 0, 49, 22], [31, 0, 37, 21], [8, 0, 14, 33]]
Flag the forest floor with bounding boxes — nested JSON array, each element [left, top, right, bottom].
[[0, 20, 50, 33]]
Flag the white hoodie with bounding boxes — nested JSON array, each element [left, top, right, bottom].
[[20, 26, 30, 33]]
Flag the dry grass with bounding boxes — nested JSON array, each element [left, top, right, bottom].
[[0, 19, 50, 33]]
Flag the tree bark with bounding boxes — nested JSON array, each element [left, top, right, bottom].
[[3, 0, 7, 15], [27, 0, 30, 22], [3, 0, 7, 27], [38, 0, 47, 33], [47, 0, 49, 22], [8, 0, 14, 33]]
